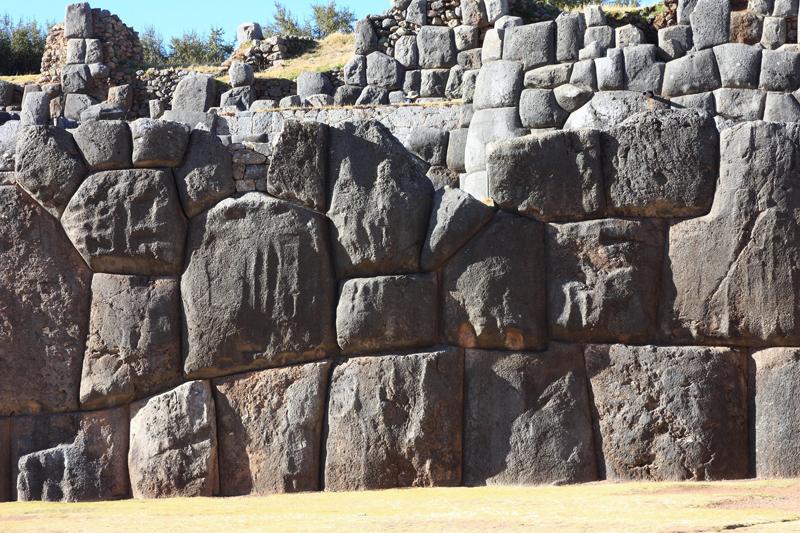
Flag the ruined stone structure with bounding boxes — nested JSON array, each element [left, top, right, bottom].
[[3, 0, 800, 503]]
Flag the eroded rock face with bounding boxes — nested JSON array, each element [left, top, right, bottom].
[[61, 169, 188, 276], [752, 348, 800, 478], [327, 121, 432, 277], [464, 345, 597, 486], [662, 121, 800, 346], [80, 274, 182, 410], [547, 219, 664, 343], [586, 344, 748, 481], [213, 362, 330, 496], [128, 381, 218, 498], [15, 125, 88, 218], [602, 109, 719, 217], [12, 406, 129, 502], [324, 348, 463, 491], [267, 120, 328, 212], [443, 212, 546, 351], [182, 193, 336, 379], [0, 186, 91, 416], [174, 130, 235, 218], [0, 418, 10, 502]]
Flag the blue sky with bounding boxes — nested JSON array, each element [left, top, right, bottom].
[[2, 0, 661, 41]]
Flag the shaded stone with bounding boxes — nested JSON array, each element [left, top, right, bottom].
[[759, 49, 800, 92], [267, 120, 327, 212], [296, 72, 333, 98], [752, 348, 800, 478], [602, 110, 719, 218], [354, 18, 378, 55], [327, 121, 432, 277], [213, 362, 330, 495], [554, 83, 593, 113], [502, 22, 556, 70], [229, 61, 254, 87], [586, 344, 749, 481], [616, 24, 644, 48], [61, 64, 91, 94], [661, 49, 720, 97], [661, 122, 800, 346], [220, 87, 253, 111], [443, 212, 546, 350], [174, 129, 235, 218], [79, 275, 182, 410], [172, 74, 216, 112], [182, 193, 336, 378], [404, 127, 448, 167], [488, 129, 603, 222], [14, 125, 88, 218], [336, 275, 438, 354], [623, 45, 664, 93], [334, 85, 362, 106], [596, 48, 625, 91], [417, 26, 456, 69], [464, 107, 526, 173], [763, 92, 800, 122], [464, 345, 597, 486], [324, 348, 463, 491], [355, 85, 389, 105], [129, 381, 218, 498], [659, 25, 693, 60], [524, 63, 572, 89], [473, 60, 523, 110], [713, 43, 762, 89], [690, 0, 730, 50], [64, 3, 92, 38], [584, 25, 614, 53], [713, 88, 765, 121], [20, 92, 50, 126], [130, 119, 190, 168], [556, 12, 584, 63], [569, 59, 597, 91], [12, 406, 129, 502], [420, 69, 449, 98], [454, 25, 479, 51], [343, 55, 366, 86], [61, 169, 188, 276], [0, 186, 91, 416], [72, 120, 132, 171], [547, 219, 664, 343], [564, 91, 669, 130], [670, 91, 716, 113], [366, 52, 403, 90], [518, 88, 568, 129], [421, 186, 495, 271]]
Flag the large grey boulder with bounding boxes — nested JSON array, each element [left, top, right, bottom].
[[324, 348, 463, 491], [67, 39, 85, 63], [0, 121, 18, 171], [524, 63, 572, 89], [584, 5, 606, 27], [763, 92, 800, 122], [130, 118, 190, 167], [569, 59, 597, 91], [0, 80, 14, 106], [79, 275, 181, 410], [366, 52, 403, 90], [182, 193, 336, 378], [213, 362, 330, 495], [174, 130, 235, 218], [61, 169, 188, 276], [229, 61, 254, 87], [547, 219, 664, 343], [464, 107, 526, 173], [65, 3, 92, 38], [73, 120, 132, 171], [556, 12, 584, 63], [219, 86, 253, 111], [518, 88, 568, 128], [772, 0, 797, 16], [296, 72, 333, 98], [761, 16, 786, 49], [13, 407, 129, 502], [404, 127, 449, 167], [502, 22, 555, 70], [461, 0, 488, 26], [752, 348, 800, 478], [343, 55, 367, 86], [586, 344, 749, 481], [759, 49, 800, 92], [15, 125, 88, 218], [355, 85, 388, 105], [623, 45, 664, 92], [454, 25, 479, 51], [443, 212, 546, 350], [394, 35, 419, 69], [690, 0, 730, 50], [0, 186, 91, 416], [20, 92, 50, 126], [595, 48, 625, 90], [713, 88, 765, 121], [602, 109, 719, 218], [267, 120, 327, 212], [417, 26, 456, 69], [354, 18, 377, 55], [713, 44, 761, 89], [473, 59, 523, 110], [481, 29, 503, 63], [661, 49, 720, 97], [670, 91, 716, 113], [488, 129, 603, 222], [661, 121, 800, 346], [554, 83, 593, 113], [658, 25, 693, 59], [616, 24, 645, 48], [564, 91, 669, 130], [129, 381, 218, 498], [464, 345, 597, 485], [327, 121, 432, 277], [407, 0, 427, 25], [172, 74, 216, 112], [677, 0, 699, 24], [421, 186, 495, 271], [62, 64, 92, 94], [336, 274, 438, 354], [236, 22, 263, 44], [420, 69, 449, 97]]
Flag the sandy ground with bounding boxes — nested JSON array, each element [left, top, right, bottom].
[[1, 479, 799, 532]]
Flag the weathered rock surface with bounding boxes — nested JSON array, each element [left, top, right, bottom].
[[586, 344, 748, 481], [464, 345, 597, 486], [79, 274, 181, 410], [488, 129, 604, 222], [172, 74, 216, 112], [0, 186, 91, 416], [327, 121, 432, 277], [502, 22, 555, 70], [547, 219, 664, 343], [130, 119, 190, 168], [267, 120, 328, 212], [0, 418, 8, 501], [443, 212, 546, 350], [128, 381, 218, 498], [603, 110, 719, 217], [182, 193, 336, 378], [72, 120, 132, 171], [12, 406, 129, 502], [324, 348, 463, 491], [61, 169, 188, 276], [421, 186, 495, 271], [213, 362, 330, 495], [662, 122, 800, 346], [752, 348, 800, 478], [15, 125, 88, 218], [174, 130, 235, 218], [336, 274, 438, 354], [564, 91, 669, 130]]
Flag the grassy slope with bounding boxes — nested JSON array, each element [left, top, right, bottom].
[[1, 480, 799, 532], [255, 32, 355, 81]]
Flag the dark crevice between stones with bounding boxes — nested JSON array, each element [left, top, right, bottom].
[[317, 359, 337, 492]]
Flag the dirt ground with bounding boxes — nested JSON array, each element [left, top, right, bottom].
[[1, 479, 799, 532]]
